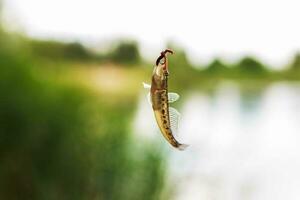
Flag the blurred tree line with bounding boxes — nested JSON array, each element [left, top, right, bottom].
[[1, 0, 299, 78], [0, 13, 167, 200], [28, 39, 141, 64], [28, 40, 95, 61], [24, 36, 300, 80]]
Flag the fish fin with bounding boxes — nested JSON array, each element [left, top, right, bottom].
[[169, 107, 189, 150], [142, 82, 151, 105], [169, 107, 181, 137], [168, 92, 180, 103], [178, 143, 189, 151], [142, 82, 151, 89], [147, 92, 152, 105]]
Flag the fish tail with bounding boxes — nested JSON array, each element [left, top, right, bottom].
[[177, 143, 189, 151]]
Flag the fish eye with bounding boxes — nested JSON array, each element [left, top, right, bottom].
[[159, 58, 166, 65]]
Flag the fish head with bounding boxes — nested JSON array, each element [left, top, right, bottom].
[[153, 49, 174, 79]]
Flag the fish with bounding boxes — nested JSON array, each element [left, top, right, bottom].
[[143, 49, 188, 150]]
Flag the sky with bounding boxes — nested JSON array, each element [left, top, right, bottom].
[[3, 0, 300, 68]]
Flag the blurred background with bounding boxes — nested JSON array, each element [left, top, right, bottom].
[[1, 0, 300, 200]]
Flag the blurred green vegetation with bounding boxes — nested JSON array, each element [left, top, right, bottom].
[[290, 53, 300, 71], [108, 41, 141, 65], [27, 39, 141, 65], [28, 40, 98, 61], [0, 22, 167, 200]]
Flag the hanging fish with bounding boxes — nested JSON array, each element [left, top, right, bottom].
[[143, 49, 188, 150]]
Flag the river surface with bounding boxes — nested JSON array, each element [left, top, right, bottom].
[[133, 81, 300, 200]]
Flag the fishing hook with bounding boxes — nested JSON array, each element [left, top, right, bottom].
[[155, 49, 174, 66]]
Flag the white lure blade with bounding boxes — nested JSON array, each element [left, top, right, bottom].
[[142, 82, 151, 89], [168, 92, 180, 103], [169, 107, 181, 137]]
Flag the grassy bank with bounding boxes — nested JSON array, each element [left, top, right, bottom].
[[0, 35, 167, 200]]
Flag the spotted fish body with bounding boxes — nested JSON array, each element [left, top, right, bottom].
[[144, 50, 188, 150]]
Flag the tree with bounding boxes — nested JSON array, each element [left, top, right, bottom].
[[110, 41, 140, 64], [29, 40, 94, 61], [290, 53, 300, 71], [237, 57, 268, 75], [205, 59, 229, 74]]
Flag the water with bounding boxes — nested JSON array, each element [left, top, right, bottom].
[[134, 81, 300, 200]]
